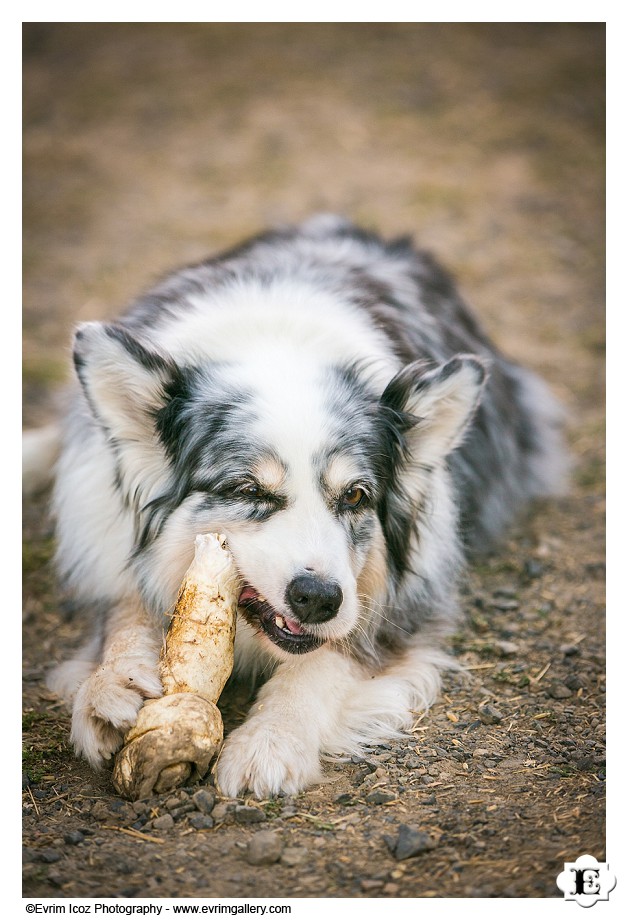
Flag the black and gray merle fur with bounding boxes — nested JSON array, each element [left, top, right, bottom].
[[42, 214, 567, 797]]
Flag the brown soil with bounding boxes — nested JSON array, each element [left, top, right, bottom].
[[22, 23, 605, 899]]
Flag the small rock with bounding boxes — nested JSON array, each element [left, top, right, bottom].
[[383, 882, 400, 895], [90, 802, 111, 821], [39, 848, 62, 864], [564, 674, 587, 690], [523, 559, 544, 579], [361, 879, 385, 891], [549, 682, 572, 699], [366, 790, 397, 805], [90, 799, 135, 824], [235, 804, 266, 824], [495, 641, 519, 657], [189, 814, 214, 830], [170, 802, 196, 820], [280, 846, 309, 867], [109, 798, 135, 816], [211, 802, 236, 824], [192, 788, 216, 815], [360, 772, 385, 789], [493, 585, 518, 598], [478, 704, 504, 724], [63, 830, 84, 846], [333, 793, 354, 805], [560, 643, 581, 657], [152, 814, 175, 831], [352, 771, 370, 787], [385, 824, 436, 860], [491, 599, 519, 611], [245, 830, 284, 866]]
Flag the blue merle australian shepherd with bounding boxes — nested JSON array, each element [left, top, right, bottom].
[[28, 215, 567, 797]]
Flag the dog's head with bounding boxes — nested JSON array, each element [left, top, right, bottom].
[[73, 321, 486, 658]]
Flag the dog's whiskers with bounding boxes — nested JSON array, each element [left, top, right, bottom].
[[356, 593, 412, 635]]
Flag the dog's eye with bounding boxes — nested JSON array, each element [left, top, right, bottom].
[[341, 485, 366, 510], [239, 483, 262, 499]]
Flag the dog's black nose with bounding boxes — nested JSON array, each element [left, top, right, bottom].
[[285, 574, 343, 624]]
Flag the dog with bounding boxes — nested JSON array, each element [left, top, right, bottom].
[[28, 214, 567, 798]]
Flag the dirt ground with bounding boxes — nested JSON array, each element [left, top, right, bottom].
[[22, 23, 605, 900]]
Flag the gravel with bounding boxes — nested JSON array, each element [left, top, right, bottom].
[[478, 704, 504, 724], [234, 805, 266, 824], [192, 788, 216, 814], [245, 831, 284, 866], [189, 815, 214, 830], [384, 825, 437, 861]]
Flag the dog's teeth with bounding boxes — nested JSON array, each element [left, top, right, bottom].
[[258, 595, 267, 603], [275, 615, 286, 629]]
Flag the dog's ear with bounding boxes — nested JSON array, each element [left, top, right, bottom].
[[377, 355, 488, 582], [73, 322, 172, 436], [73, 321, 174, 502], [380, 354, 488, 470]]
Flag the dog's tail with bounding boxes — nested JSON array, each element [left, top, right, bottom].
[[22, 424, 61, 496]]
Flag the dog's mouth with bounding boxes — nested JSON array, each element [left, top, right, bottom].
[[238, 584, 324, 655]]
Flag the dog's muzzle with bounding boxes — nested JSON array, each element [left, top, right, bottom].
[[238, 583, 327, 655]]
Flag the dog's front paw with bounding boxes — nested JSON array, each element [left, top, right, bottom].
[[70, 662, 162, 768], [216, 719, 322, 798]]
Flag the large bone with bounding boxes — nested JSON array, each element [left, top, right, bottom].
[[112, 533, 238, 800]]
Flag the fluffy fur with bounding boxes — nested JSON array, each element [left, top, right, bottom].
[[37, 214, 567, 797]]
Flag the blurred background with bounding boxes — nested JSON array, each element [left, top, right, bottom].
[[23, 22, 604, 433]]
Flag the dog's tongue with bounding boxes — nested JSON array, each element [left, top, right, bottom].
[[238, 585, 258, 605], [238, 586, 306, 635], [282, 615, 305, 636]]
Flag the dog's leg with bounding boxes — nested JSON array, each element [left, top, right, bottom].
[[216, 646, 362, 798], [64, 596, 163, 769], [323, 642, 455, 753], [216, 642, 452, 798]]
